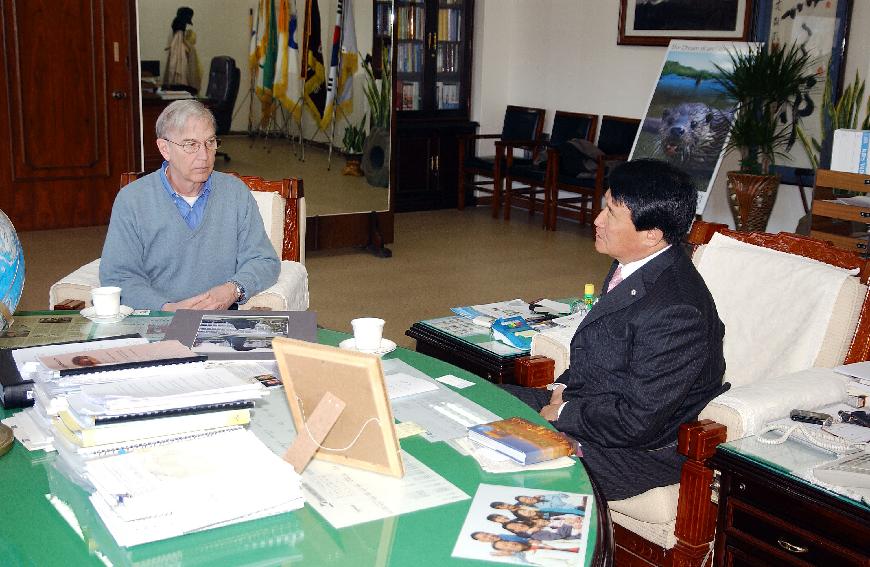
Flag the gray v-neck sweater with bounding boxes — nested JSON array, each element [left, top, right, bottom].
[[99, 170, 279, 310]]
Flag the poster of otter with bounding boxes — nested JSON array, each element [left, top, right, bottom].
[[631, 40, 751, 214]]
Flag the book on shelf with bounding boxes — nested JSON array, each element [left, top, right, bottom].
[[467, 417, 577, 465], [53, 406, 252, 447]]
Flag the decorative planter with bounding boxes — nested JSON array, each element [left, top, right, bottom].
[[362, 127, 390, 187], [342, 153, 364, 176], [726, 171, 780, 232]]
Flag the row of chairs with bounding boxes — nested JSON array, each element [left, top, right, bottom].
[[457, 106, 641, 230]]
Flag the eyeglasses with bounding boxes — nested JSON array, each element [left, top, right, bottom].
[[162, 137, 222, 154]]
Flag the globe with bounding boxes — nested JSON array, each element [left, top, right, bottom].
[[0, 209, 25, 331]]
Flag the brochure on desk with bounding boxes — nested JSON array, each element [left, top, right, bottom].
[[452, 483, 593, 565], [164, 310, 317, 360]]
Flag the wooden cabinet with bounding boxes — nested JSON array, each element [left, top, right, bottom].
[[393, 0, 475, 211], [394, 120, 476, 211], [810, 169, 870, 253], [710, 447, 869, 567]]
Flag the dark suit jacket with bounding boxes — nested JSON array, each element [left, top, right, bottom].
[[554, 245, 728, 499]]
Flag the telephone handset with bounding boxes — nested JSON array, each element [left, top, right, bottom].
[[757, 422, 865, 455]]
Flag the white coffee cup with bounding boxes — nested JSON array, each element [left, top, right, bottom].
[[91, 286, 122, 317], [351, 317, 385, 352]]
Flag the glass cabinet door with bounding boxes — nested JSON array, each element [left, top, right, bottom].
[[395, 1, 426, 111], [434, 0, 465, 110]]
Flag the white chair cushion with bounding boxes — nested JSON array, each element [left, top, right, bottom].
[[699, 367, 849, 440], [611, 511, 677, 550], [530, 324, 576, 378], [49, 259, 308, 312], [694, 233, 862, 388], [241, 261, 309, 311], [610, 484, 680, 525], [250, 191, 286, 258], [49, 259, 101, 307]]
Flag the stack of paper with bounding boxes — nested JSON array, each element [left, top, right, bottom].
[[84, 428, 304, 546], [51, 366, 269, 460]]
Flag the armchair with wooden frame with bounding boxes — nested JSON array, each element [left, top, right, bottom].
[[518, 221, 870, 566], [49, 173, 309, 312], [544, 115, 640, 230], [457, 105, 546, 217], [498, 111, 598, 228]]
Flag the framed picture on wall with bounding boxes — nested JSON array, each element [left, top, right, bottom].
[[618, 0, 753, 46]]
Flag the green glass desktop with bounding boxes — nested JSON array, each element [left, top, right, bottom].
[[0, 315, 610, 566]]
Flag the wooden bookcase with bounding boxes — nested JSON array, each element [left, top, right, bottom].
[[393, 0, 476, 211], [810, 169, 870, 253]]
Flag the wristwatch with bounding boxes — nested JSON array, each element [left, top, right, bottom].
[[546, 382, 567, 391], [229, 280, 247, 304]]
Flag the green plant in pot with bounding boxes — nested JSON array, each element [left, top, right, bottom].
[[342, 114, 367, 176], [360, 47, 391, 187], [796, 68, 870, 171], [714, 42, 816, 231]]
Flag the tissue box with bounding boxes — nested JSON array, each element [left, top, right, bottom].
[[830, 129, 869, 174]]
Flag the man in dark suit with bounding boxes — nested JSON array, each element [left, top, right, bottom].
[[503, 159, 728, 500]]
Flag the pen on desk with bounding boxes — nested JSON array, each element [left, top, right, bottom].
[[115, 493, 131, 505]]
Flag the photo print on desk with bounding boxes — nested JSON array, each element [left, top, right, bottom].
[[452, 483, 593, 565], [193, 315, 290, 354], [163, 310, 317, 361]]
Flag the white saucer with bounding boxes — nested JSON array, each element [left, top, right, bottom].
[[80, 305, 134, 324], [338, 338, 397, 357]]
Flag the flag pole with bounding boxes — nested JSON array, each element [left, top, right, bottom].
[[247, 7, 258, 137], [326, 0, 346, 171]]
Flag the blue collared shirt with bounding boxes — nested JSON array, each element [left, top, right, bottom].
[[159, 161, 212, 229]]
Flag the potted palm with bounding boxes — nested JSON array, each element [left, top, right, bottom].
[[714, 42, 816, 231], [342, 115, 366, 176]]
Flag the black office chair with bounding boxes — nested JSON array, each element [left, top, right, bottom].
[[545, 115, 640, 230], [501, 111, 598, 227], [205, 56, 240, 162], [457, 105, 546, 217]]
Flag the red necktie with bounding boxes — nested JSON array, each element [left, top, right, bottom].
[[607, 265, 623, 292]]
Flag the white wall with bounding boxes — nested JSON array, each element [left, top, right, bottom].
[[472, 0, 870, 232], [137, 0, 373, 140]]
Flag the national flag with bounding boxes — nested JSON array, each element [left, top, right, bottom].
[[301, 0, 326, 124], [336, 0, 358, 119], [255, 0, 278, 106], [273, 0, 300, 113], [322, 0, 358, 128], [248, 0, 266, 72]]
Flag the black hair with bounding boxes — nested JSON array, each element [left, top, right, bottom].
[[607, 158, 697, 245], [171, 7, 194, 33]]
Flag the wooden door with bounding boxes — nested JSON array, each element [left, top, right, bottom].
[[0, 0, 138, 230]]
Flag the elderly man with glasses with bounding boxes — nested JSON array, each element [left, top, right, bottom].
[[100, 99, 279, 311]]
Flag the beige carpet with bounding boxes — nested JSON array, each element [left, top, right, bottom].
[[215, 136, 388, 216], [17, 207, 609, 349]]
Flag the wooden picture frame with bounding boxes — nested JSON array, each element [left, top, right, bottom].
[[618, 0, 752, 46], [273, 337, 405, 478]]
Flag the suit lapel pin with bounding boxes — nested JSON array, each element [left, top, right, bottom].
[[631, 289, 637, 296]]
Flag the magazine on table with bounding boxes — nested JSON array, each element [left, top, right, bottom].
[[163, 310, 317, 361], [452, 483, 593, 565]]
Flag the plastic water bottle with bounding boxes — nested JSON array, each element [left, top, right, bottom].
[[571, 284, 596, 315]]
